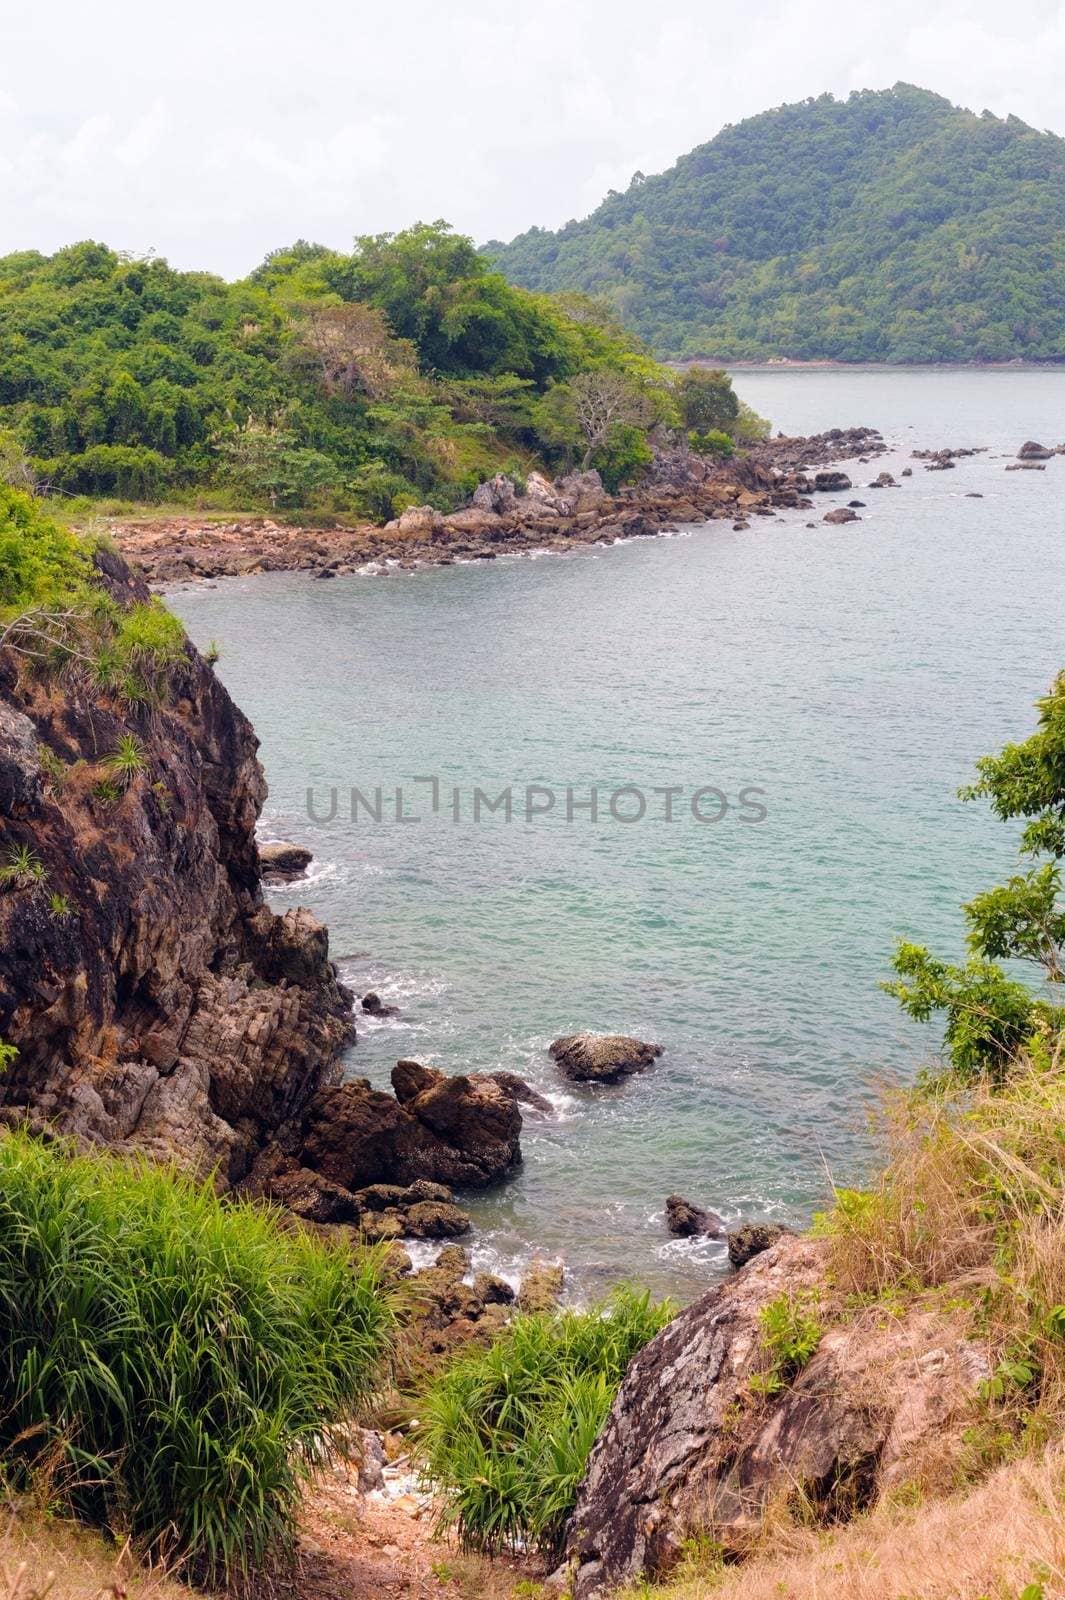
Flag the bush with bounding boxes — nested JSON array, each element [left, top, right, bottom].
[[0, 1131, 393, 1581], [0, 486, 87, 619], [416, 1285, 672, 1556]]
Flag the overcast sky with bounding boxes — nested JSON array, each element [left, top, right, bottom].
[[3, 0, 1064, 279]]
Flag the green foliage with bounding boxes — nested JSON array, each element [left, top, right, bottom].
[[749, 1292, 822, 1396], [416, 1286, 672, 1557], [47, 892, 72, 920], [0, 226, 665, 516], [0, 485, 88, 620], [0, 1129, 393, 1580], [0, 1040, 17, 1074], [0, 844, 47, 890], [102, 733, 149, 789], [487, 85, 1065, 363], [675, 367, 739, 433], [886, 672, 1065, 1083]]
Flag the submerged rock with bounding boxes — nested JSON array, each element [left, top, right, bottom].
[[489, 1070, 555, 1114], [549, 1033, 663, 1084], [823, 506, 859, 524], [665, 1194, 726, 1239]]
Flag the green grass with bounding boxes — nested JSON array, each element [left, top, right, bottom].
[[0, 1130, 394, 1582], [416, 1285, 673, 1557]]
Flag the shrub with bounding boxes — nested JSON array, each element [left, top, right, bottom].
[[0, 1131, 393, 1581], [749, 1292, 822, 1397], [102, 734, 149, 789], [417, 1285, 672, 1557], [0, 844, 47, 890]]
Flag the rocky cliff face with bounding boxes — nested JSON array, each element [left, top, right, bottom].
[[563, 1235, 989, 1596], [0, 551, 354, 1182]]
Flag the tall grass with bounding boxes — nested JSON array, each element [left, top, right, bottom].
[[819, 1048, 1065, 1431], [0, 1130, 393, 1582], [416, 1285, 672, 1557]]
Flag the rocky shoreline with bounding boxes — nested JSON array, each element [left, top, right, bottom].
[[109, 428, 888, 583]]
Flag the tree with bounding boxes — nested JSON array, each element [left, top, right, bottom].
[[217, 419, 339, 508], [885, 673, 1065, 1083], [675, 367, 739, 434], [542, 369, 657, 470], [290, 301, 416, 402]]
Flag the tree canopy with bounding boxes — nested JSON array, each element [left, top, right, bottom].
[[486, 85, 1065, 364]]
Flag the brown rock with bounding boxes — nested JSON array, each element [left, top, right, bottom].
[[812, 471, 852, 492], [489, 1070, 555, 1114], [1018, 440, 1053, 459], [549, 1033, 663, 1084], [823, 507, 859, 524], [563, 1236, 989, 1596], [362, 990, 400, 1018], [517, 1256, 565, 1313]]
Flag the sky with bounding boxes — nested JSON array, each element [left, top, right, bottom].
[[3, 0, 1065, 279]]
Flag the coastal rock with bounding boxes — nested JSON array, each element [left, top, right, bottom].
[[242, 1143, 362, 1224], [259, 840, 312, 881], [665, 1194, 726, 1238], [549, 1032, 663, 1084], [0, 703, 42, 813], [0, 559, 356, 1185], [556, 469, 606, 511], [1018, 440, 1053, 460], [563, 1236, 989, 1596], [489, 1070, 555, 1114], [298, 1061, 522, 1191], [727, 1221, 790, 1266], [517, 1256, 565, 1313], [869, 471, 897, 488], [471, 474, 519, 515], [1006, 462, 1046, 471], [812, 471, 852, 492], [362, 990, 400, 1018], [823, 507, 859, 524], [354, 1181, 471, 1241], [385, 504, 445, 538]]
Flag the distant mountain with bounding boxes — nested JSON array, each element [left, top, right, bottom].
[[486, 85, 1065, 363]]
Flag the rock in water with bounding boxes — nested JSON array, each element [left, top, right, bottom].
[[1018, 440, 1053, 459], [823, 506, 859, 524], [488, 1070, 555, 1114], [665, 1194, 726, 1238], [812, 470, 852, 491], [362, 990, 400, 1018], [259, 840, 312, 880], [562, 1236, 990, 1596], [727, 1221, 790, 1266], [517, 1256, 565, 1312], [549, 1033, 663, 1084]]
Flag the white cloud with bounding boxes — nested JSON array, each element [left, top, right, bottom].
[[1, 0, 1063, 275]]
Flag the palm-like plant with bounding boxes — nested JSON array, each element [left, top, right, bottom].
[[102, 733, 149, 790], [0, 844, 46, 890]]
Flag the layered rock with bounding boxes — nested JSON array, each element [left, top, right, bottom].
[[563, 1236, 989, 1596], [0, 554, 353, 1184]]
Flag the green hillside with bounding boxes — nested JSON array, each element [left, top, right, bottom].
[[0, 226, 674, 514], [486, 84, 1065, 363]]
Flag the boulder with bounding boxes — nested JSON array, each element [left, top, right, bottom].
[[563, 1237, 990, 1596], [386, 504, 445, 537], [241, 1143, 362, 1224], [665, 1194, 726, 1239], [869, 471, 897, 488], [812, 471, 852, 492], [354, 1181, 471, 1241], [300, 1063, 522, 1191], [517, 1256, 565, 1313], [556, 469, 606, 512], [259, 840, 312, 881], [727, 1220, 789, 1267], [549, 1033, 663, 1084], [823, 507, 859, 524], [1018, 440, 1053, 460], [471, 474, 519, 515], [361, 990, 400, 1019]]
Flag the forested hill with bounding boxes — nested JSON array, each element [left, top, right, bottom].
[[486, 85, 1065, 363]]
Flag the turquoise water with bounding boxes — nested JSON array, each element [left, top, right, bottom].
[[170, 370, 1065, 1298]]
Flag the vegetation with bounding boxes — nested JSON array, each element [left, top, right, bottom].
[[885, 671, 1065, 1084], [487, 85, 1065, 363], [0, 226, 756, 518], [0, 485, 186, 703], [0, 1130, 393, 1581], [416, 1286, 672, 1557], [748, 1292, 822, 1397]]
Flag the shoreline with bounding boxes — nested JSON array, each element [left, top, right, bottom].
[[108, 426, 888, 584]]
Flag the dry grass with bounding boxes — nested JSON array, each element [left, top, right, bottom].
[[821, 1050, 1065, 1426], [0, 1510, 193, 1600], [631, 1443, 1065, 1599]]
